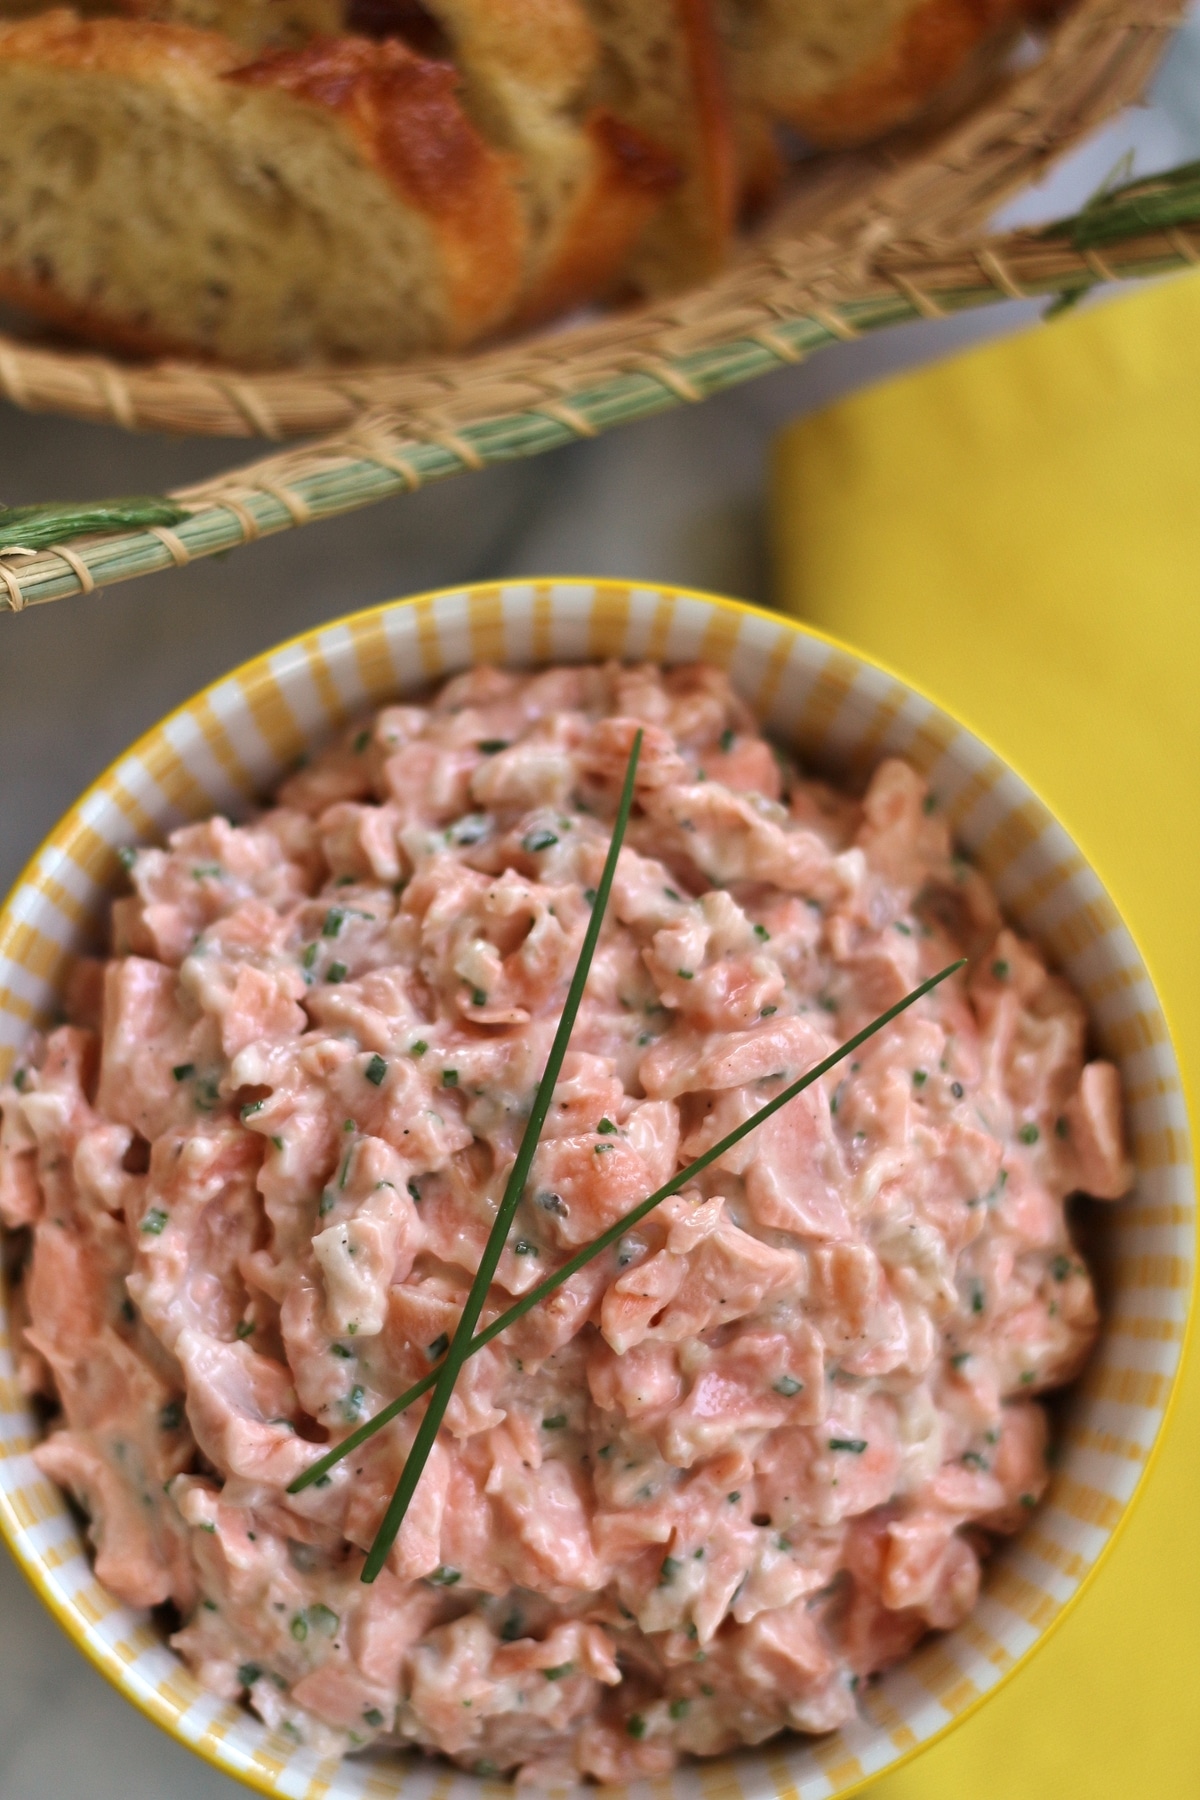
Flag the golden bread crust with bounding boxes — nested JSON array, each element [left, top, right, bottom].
[[0, 7, 241, 74]]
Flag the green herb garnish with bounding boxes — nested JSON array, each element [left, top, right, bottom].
[[289, 957, 964, 1505], [357, 734, 645, 1583]]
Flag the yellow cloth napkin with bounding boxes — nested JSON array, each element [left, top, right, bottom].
[[772, 270, 1200, 1800]]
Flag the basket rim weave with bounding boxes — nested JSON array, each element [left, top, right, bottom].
[[0, 0, 1180, 444], [0, 577, 1194, 1800]]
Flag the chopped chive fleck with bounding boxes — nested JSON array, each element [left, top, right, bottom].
[[828, 1437, 868, 1453], [760, 1004, 777, 1016], [364, 1054, 388, 1086], [308, 1603, 339, 1635], [719, 729, 735, 752], [238, 1663, 261, 1687], [302, 943, 318, 970], [172, 1063, 194, 1082], [117, 845, 137, 870], [659, 1556, 680, 1584], [514, 1239, 539, 1256], [442, 1069, 458, 1087], [583, 887, 597, 907], [597, 1116, 618, 1134], [342, 1385, 365, 1422], [664, 886, 682, 902], [1020, 1493, 1038, 1508], [1051, 1254, 1072, 1281], [363, 1707, 385, 1727], [330, 1343, 353, 1359], [290, 1615, 308, 1642], [429, 1566, 461, 1586], [1056, 1115, 1069, 1138], [353, 730, 371, 753], [772, 1375, 802, 1397], [141, 1208, 168, 1236], [542, 1414, 567, 1430], [241, 1100, 263, 1119], [192, 864, 222, 880], [727, 1491, 741, 1504], [992, 959, 1009, 979], [912, 1069, 927, 1087], [410, 1040, 427, 1057], [677, 969, 694, 980], [962, 1451, 989, 1470], [922, 793, 938, 814], [1019, 1122, 1040, 1144], [669, 1698, 690, 1720], [626, 1715, 647, 1739], [235, 1319, 254, 1339], [271, 1135, 285, 1152], [894, 920, 912, 936], [11, 1068, 26, 1091], [543, 1663, 573, 1681], [327, 961, 347, 983], [477, 739, 509, 754], [319, 1190, 336, 1217], [754, 923, 770, 941], [407, 1180, 422, 1203], [322, 908, 345, 938], [950, 1351, 971, 1368], [971, 1283, 985, 1314], [160, 1400, 184, 1431], [470, 988, 488, 1007], [523, 829, 558, 853], [427, 1333, 449, 1362]]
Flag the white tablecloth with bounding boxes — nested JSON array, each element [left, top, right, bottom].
[[2, 21, 1198, 1794]]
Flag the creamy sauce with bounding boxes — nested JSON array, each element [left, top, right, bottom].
[[0, 663, 1131, 1784]]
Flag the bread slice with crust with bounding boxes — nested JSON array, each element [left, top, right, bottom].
[[393, 0, 682, 323], [718, 0, 1030, 150], [581, 0, 736, 293], [0, 10, 528, 364]]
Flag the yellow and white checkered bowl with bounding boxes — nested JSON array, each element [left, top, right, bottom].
[[0, 580, 1192, 1800]]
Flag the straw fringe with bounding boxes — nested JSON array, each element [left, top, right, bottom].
[[0, 0, 1175, 449]]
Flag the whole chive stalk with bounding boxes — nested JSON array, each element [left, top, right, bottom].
[[357, 731, 643, 1583], [292, 956, 965, 1502]]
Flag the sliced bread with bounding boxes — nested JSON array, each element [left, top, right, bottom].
[[719, 0, 1029, 150], [31, 0, 683, 321], [393, 0, 682, 322], [0, 10, 528, 364]]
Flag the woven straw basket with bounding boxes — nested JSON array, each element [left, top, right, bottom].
[[0, 0, 1182, 445], [0, 581, 1192, 1800]]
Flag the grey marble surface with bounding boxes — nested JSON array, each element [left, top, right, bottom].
[[2, 17, 1199, 1794]]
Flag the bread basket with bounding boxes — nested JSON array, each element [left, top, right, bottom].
[[0, 578, 1192, 1799]]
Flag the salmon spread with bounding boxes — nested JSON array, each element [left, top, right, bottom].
[[0, 663, 1132, 1785]]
